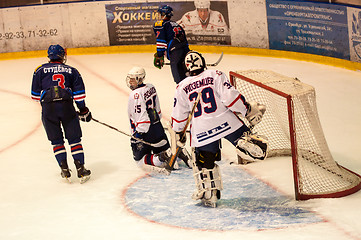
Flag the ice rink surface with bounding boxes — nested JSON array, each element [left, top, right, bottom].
[[1, 52, 361, 240]]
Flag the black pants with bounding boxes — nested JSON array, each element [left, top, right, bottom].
[[195, 125, 250, 169], [41, 100, 82, 145], [131, 122, 170, 161], [169, 46, 190, 84]]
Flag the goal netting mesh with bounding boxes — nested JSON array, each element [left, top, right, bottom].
[[230, 70, 361, 200]]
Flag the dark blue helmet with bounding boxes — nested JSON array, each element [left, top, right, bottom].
[[158, 5, 173, 18], [47, 44, 66, 62]]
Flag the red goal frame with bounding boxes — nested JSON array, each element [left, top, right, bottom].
[[229, 71, 361, 200]]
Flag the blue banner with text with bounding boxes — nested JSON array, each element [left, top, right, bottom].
[[266, 0, 349, 59]]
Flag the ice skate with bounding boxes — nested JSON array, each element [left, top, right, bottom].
[[201, 189, 220, 208], [59, 160, 72, 183], [157, 149, 176, 171], [60, 168, 72, 183], [75, 161, 91, 184]]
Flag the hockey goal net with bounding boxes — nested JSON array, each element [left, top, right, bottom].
[[230, 70, 361, 200]]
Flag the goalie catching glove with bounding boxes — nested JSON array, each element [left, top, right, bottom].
[[78, 107, 92, 122], [153, 53, 164, 69], [245, 101, 266, 126], [236, 132, 269, 162]]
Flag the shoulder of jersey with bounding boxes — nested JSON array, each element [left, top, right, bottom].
[[34, 64, 44, 73], [146, 83, 155, 88], [154, 20, 164, 27], [176, 77, 190, 89]]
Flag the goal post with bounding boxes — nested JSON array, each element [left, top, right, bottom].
[[229, 70, 361, 200]]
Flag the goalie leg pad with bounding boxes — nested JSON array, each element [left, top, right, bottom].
[[191, 150, 223, 207], [236, 133, 269, 162]]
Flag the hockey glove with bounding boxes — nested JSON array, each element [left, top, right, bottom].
[[175, 131, 186, 148], [131, 131, 145, 151], [78, 107, 92, 122], [245, 101, 266, 126], [153, 53, 164, 69]]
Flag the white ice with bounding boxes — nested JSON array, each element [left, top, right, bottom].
[[1, 52, 361, 240]]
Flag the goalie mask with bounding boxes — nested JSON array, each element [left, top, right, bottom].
[[184, 51, 206, 76], [126, 67, 146, 90]]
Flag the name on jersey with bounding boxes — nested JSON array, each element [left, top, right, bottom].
[[183, 77, 214, 94], [196, 122, 231, 142], [43, 66, 72, 74], [144, 86, 156, 100]]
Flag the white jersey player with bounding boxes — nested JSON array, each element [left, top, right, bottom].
[[127, 67, 190, 174], [177, 0, 229, 36], [171, 51, 269, 207]]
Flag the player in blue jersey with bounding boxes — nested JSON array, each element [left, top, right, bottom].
[[153, 5, 190, 84], [31, 44, 92, 183]]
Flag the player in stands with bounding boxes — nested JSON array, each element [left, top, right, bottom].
[[153, 5, 190, 84], [31, 44, 92, 183], [171, 51, 269, 207], [177, 0, 229, 36], [126, 67, 191, 174]]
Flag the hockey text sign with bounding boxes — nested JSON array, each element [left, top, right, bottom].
[[105, 3, 160, 45]]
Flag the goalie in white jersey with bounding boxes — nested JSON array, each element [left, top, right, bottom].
[[127, 67, 190, 174], [171, 51, 269, 207]]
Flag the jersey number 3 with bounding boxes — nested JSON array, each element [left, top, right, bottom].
[[53, 74, 65, 89]]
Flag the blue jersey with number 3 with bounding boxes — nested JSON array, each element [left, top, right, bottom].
[[31, 62, 86, 108]]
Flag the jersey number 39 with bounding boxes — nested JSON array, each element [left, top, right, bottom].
[[190, 87, 217, 117]]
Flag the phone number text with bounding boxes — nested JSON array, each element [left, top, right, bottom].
[[0, 29, 58, 40]]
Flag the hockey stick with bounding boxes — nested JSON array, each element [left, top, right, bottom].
[[206, 52, 223, 66], [166, 91, 202, 172], [164, 52, 223, 67], [92, 117, 167, 148]]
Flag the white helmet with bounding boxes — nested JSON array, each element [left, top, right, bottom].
[[126, 67, 146, 90], [184, 51, 206, 75], [194, 0, 210, 9]]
